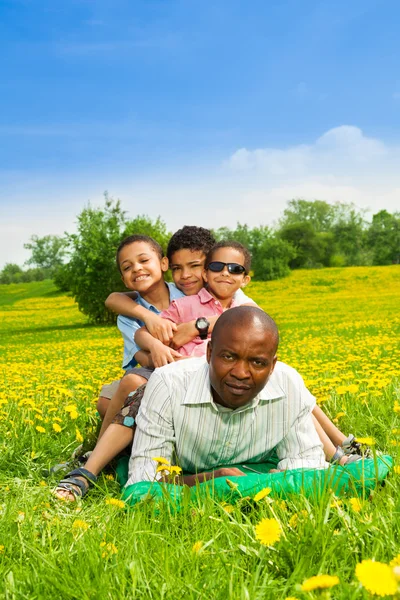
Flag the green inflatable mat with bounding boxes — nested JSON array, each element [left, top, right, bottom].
[[116, 454, 393, 508]]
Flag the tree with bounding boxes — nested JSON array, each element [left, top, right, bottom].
[[56, 195, 171, 323], [368, 210, 400, 265], [279, 199, 336, 233], [279, 222, 335, 268], [0, 263, 23, 284], [24, 235, 67, 273]]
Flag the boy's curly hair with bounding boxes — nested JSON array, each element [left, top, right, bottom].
[[167, 226, 215, 262], [205, 241, 252, 274], [116, 235, 163, 272]]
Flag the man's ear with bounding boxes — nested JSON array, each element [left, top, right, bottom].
[[271, 355, 277, 373], [206, 340, 212, 364], [202, 269, 208, 284], [161, 256, 169, 272], [241, 274, 251, 288]]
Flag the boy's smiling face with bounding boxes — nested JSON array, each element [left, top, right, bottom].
[[203, 247, 250, 301], [169, 249, 206, 296], [119, 241, 168, 294]]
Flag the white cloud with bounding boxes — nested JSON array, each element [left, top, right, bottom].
[[1, 125, 399, 270]]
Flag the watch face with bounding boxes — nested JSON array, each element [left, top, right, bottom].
[[197, 317, 208, 329]]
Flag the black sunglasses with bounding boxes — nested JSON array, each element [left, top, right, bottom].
[[207, 261, 247, 275]]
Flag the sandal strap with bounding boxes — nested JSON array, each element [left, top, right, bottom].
[[331, 447, 345, 464], [67, 468, 97, 486], [56, 477, 88, 497]]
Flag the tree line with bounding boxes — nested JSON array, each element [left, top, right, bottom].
[[1, 195, 399, 323]]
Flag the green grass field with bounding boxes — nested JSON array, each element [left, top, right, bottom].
[[1, 267, 400, 599]]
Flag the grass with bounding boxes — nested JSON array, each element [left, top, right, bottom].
[[0, 267, 400, 599]]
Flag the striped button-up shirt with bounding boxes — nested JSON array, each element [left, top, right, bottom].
[[127, 357, 327, 485]]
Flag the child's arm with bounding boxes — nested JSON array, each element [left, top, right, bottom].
[[170, 315, 220, 349], [135, 327, 183, 368], [106, 292, 177, 343]]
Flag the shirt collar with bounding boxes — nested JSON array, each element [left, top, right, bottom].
[[197, 287, 216, 304], [134, 282, 179, 312], [182, 362, 285, 410]]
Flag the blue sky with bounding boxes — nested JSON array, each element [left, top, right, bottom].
[[1, 0, 400, 267]]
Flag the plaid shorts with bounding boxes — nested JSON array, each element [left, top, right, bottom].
[[111, 383, 147, 429]]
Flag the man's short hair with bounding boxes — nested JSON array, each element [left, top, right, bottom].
[[116, 235, 163, 272], [205, 241, 252, 274], [212, 306, 279, 352], [167, 226, 216, 262]]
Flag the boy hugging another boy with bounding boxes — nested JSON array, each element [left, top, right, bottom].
[[54, 229, 254, 501]]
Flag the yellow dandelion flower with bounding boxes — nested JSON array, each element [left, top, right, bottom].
[[390, 554, 400, 568], [355, 560, 398, 596], [192, 541, 203, 553], [301, 575, 339, 592], [39, 480, 46, 487], [254, 518, 282, 546], [393, 466, 400, 475], [336, 385, 348, 395], [349, 497, 362, 513], [276, 500, 287, 511], [355, 436, 375, 445], [335, 411, 346, 419], [101, 542, 118, 558], [72, 519, 89, 531], [75, 428, 83, 443], [105, 474, 114, 481], [156, 464, 171, 474], [152, 457, 170, 465], [105, 498, 125, 509], [284, 597, 298, 600], [253, 487, 272, 502], [69, 410, 79, 420], [347, 384, 359, 393], [35, 426, 45, 433], [52, 423, 62, 433], [0, 545, 4, 554], [394, 401, 400, 414], [169, 465, 182, 475]]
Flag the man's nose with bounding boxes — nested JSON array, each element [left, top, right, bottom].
[[230, 360, 250, 379], [181, 268, 191, 278]]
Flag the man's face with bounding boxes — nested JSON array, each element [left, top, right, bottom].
[[206, 323, 277, 409], [170, 249, 206, 296]]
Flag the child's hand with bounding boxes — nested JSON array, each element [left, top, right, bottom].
[[170, 321, 198, 349], [144, 313, 177, 344], [150, 343, 183, 368]]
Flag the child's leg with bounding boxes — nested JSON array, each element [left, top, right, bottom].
[[97, 396, 110, 420], [312, 405, 346, 447], [312, 415, 347, 465], [96, 380, 121, 420], [98, 374, 147, 439], [55, 424, 134, 501]]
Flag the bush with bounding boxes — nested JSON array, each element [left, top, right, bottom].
[[58, 195, 171, 323]]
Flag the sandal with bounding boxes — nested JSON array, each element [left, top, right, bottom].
[[53, 468, 97, 502], [331, 447, 362, 465]]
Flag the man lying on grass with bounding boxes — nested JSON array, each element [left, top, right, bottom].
[[126, 306, 327, 487]]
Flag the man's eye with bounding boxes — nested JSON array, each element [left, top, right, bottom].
[[123, 266, 131, 272], [140, 259, 149, 264], [252, 359, 267, 367], [221, 354, 234, 361], [171, 266, 181, 272]]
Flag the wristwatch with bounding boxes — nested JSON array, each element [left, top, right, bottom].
[[195, 317, 210, 340]]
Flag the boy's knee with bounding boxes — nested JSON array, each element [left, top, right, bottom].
[[119, 374, 146, 394]]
